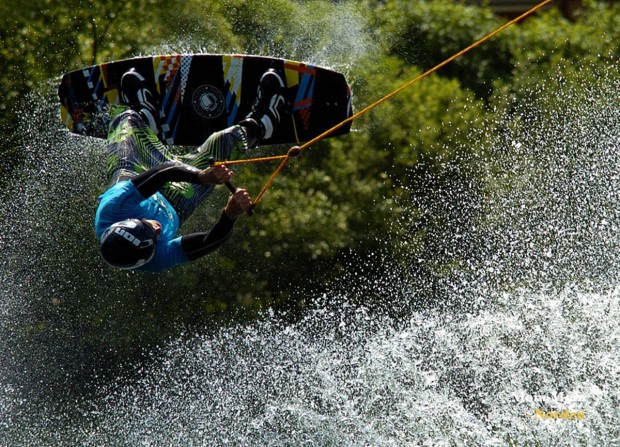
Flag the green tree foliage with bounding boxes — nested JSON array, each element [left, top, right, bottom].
[[2, 0, 619, 376], [0, 0, 165, 184], [362, 0, 512, 99], [492, 1, 620, 111]]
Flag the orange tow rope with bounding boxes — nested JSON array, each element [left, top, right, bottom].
[[219, 0, 555, 209]]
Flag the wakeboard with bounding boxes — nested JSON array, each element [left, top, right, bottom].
[[58, 54, 352, 146]]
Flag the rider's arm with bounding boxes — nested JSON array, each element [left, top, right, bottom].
[[180, 211, 236, 261], [131, 162, 200, 198]]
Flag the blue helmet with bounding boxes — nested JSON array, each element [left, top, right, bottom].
[[100, 219, 157, 269]]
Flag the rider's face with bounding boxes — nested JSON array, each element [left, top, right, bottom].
[[142, 219, 162, 237]]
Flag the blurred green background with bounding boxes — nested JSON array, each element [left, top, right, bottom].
[[1, 0, 618, 384]]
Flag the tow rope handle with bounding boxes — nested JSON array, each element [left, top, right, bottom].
[[208, 157, 254, 216]]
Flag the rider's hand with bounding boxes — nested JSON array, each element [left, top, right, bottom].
[[197, 165, 234, 185], [223, 189, 253, 219]]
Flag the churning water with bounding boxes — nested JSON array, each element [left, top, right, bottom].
[[1, 15, 619, 447]]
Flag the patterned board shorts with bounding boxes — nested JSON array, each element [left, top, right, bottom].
[[106, 108, 248, 223]]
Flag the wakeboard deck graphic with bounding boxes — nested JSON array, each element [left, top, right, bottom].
[[58, 54, 353, 146]]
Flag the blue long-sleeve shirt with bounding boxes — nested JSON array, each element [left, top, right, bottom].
[[95, 162, 235, 272]]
